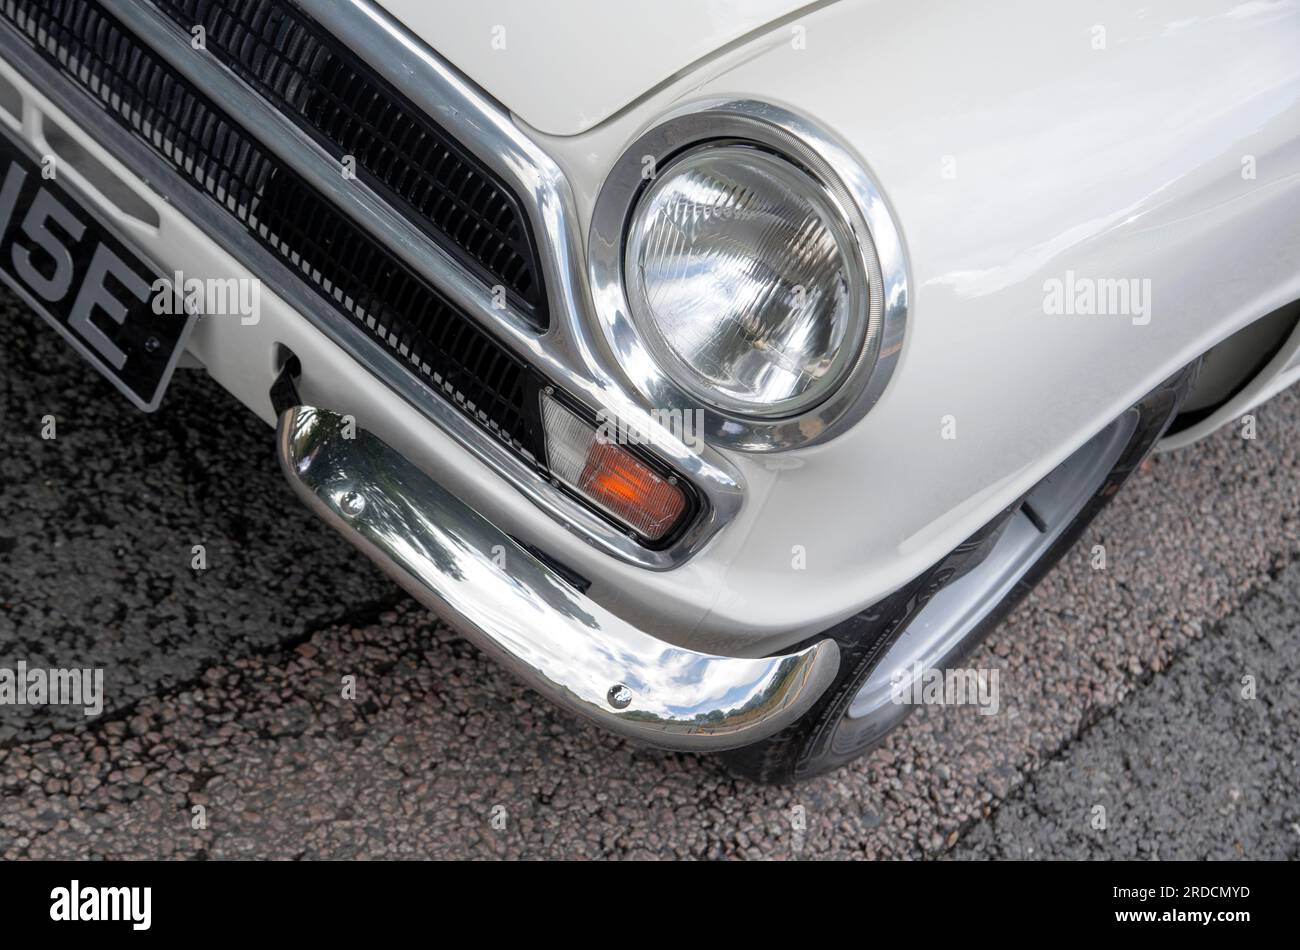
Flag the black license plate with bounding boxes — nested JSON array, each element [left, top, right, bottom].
[[0, 124, 191, 411]]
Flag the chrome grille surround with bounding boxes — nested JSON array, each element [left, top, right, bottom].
[[0, 0, 745, 568]]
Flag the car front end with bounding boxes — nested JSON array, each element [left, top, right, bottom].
[[3, 0, 1297, 779]]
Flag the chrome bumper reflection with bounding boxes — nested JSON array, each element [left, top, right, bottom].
[[276, 406, 839, 751]]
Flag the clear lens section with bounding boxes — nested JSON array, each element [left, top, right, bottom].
[[541, 395, 686, 542], [625, 144, 865, 417]]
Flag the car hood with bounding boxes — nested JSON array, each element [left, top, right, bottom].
[[375, 0, 821, 136]]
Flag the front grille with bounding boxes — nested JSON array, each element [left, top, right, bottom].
[[149, 0, 547, 326], [0, 0, 546, 458]]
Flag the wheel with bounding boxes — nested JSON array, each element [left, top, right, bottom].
[[723, 362, 1201, 783]]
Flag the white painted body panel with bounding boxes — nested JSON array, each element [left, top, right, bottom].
[[524, 0, 1300, 650], [374, 0, 815, 136], [5, 0, 1298, 659]]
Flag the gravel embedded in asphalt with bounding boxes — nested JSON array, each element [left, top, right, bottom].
[[2, 289, 1298, 859], [0, 301, 397, 747], [951, 562, 1300, 860]]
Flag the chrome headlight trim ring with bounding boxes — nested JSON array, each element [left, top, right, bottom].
[[589, 100, 909, 453]]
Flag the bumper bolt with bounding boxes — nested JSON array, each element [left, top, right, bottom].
[[339, 490, 367, 518], [607, 684, 633, 709]]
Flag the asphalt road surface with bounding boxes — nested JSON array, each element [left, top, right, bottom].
[[2, 289, 1298, 859]]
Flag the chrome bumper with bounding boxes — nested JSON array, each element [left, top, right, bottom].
[[277, 406, 839, 751]]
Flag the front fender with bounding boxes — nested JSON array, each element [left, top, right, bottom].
[[524, 0, 1300, 655]]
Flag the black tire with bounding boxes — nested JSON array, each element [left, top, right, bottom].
[[723, 362, 1201, 784]]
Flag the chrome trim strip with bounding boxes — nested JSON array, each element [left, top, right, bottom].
[[588, 100, 910, 452], [297, 0, 746, 566], [0, 1, 744, 569], [96, 0, 541, 342], [279, 404, 840, 751], [0, 27, 636, 561]]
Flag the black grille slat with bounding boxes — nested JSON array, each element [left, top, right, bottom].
[[0, 0, 543, 456], [152, 0, 545, 323]]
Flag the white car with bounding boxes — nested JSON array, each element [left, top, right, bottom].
[[1, 0, 1297, 781]]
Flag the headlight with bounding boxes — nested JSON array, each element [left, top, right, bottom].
[[588, 101, 907, 452], [624, 145, 866, 418]]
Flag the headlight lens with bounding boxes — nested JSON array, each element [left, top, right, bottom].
[[624, 144, 868, 418]]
